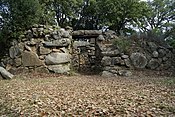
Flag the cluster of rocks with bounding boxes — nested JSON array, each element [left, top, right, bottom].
[[72, 30, 104, 73], [0, 27, 175, 79], [100, 39, 175, 77], [72, 30, 130, 76], [0, 24, 72, 78], [98, 43, 133, 77], [138, 41, 175, 70]]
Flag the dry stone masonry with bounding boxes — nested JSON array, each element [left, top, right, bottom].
[[100, 38, 175, 77], [0, 25, 175, 78], [72, 30, 103, 73], [1, 24, 72, 76]]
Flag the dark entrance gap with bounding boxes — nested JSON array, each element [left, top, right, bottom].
[[72, 35, 102, 75]]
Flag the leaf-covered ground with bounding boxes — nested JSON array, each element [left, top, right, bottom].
[[0, 72, 175, 116]]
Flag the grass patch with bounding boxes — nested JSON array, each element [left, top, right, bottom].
[[113, 37, 131, 53]]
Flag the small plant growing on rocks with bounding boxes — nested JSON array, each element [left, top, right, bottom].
[[113, 36, 131, 54]]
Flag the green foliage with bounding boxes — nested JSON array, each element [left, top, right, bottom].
[[113, 37, 131, 53], [167, 38, 175, 48], [10, 0, 42, 30], [75, 0, 99, 29], [0, 0, 42, 39], [39, 0, 84, 27], [136, 0, 175, 40], [0, 0, 174, 46], [38, 0, 56, 25], [97, 0, 148, 34]]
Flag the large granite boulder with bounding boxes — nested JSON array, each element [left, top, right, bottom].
[[47, 64, 70, 74], [0, 67, 14, 79], [22, 51, 43, 67], [45, 52, 71, 65], [147, 59, 160, 70], [130, 52, 147, 69]]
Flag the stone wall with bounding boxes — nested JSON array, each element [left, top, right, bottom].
[[72, 30, 104, 73], [99, 37, 175, 77], [0, 27, 175, 78], [72, 30, 175, 77], [1, 24, 72, 75]]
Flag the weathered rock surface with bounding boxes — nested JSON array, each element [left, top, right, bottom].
[[122, 55, 129, 59], [1, 25, 73, 75], [22, 51, 43, 67], [44, 38, 71, 47], [48, 64, 70, 74], [60, 28, 70, 38], [9, 46, 21, 58], [14, 58, 22, 67], [73, 41, 90, 48], [39, 46, 52, 55], [124, 58, 131, 68], [118, 70, 132, 77], [101, 56, 111, 66], [101, 71, 115, 77], [148, 42, 157, 51], [158, 48, 166, 58], [130, 53, 147, 69], [0, 66, 14, 79], [102, 50, 120, 57], [147, 59, 160, 70], [84, 30, 102, 35], [152, 51, 159, 58], [2, 26, 175, 76], [45, 52, 71, 65], [97, 35, 105, 41], [111, 57, 122, 65]]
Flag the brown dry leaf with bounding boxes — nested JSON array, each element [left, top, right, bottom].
[[0, 73, 174, 116]]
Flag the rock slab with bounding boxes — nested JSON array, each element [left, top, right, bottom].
[[48, 64, 70, 74], [0, 67, 14, 79], [101, 71, 115, 77], [22, 51, 43, 67], [45, 52, 71, 65]]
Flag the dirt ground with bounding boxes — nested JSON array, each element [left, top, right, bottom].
[[0, 71, 175, 116]]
